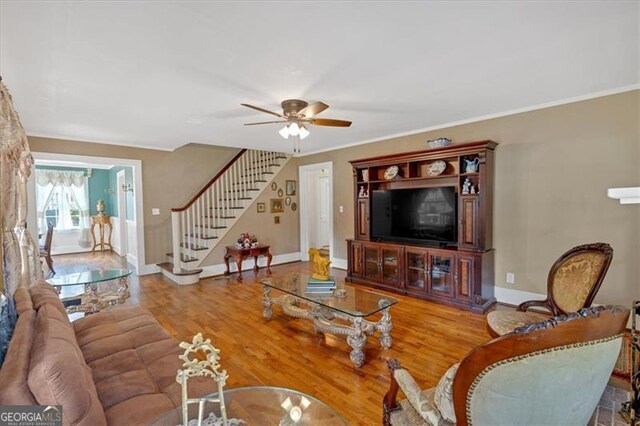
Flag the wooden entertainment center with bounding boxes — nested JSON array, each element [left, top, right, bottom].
[[346, 140, 497, 313]]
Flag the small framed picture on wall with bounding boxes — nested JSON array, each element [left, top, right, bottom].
[[257, 202, 266, 213], [286, 180, 296, 196], [270, 198, 284, 213], [274, 216, 280, 224]]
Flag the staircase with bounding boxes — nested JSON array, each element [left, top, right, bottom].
[[158, 149, 290, 284]]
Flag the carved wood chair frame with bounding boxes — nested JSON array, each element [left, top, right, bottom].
[[383, 305, 629, 426], [518, 242, 613, 316]]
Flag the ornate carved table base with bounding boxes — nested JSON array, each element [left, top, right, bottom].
[[54, 276, 130, 315], [262, 285, 393, 368]]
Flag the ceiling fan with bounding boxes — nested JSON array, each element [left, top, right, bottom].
[[241, 99, 352, 153]]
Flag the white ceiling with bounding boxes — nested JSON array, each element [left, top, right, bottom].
[[1, 2, 638, 155]]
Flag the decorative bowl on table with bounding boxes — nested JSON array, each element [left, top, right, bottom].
[[426, 137, 452, 148]]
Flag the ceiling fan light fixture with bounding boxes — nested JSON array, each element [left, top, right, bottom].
[[278, 125, 290, 139], [288, 122, 300, 136], [299, 125, 310, 140]]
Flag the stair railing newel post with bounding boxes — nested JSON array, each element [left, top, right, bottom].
[[171, 211, 181, 274]]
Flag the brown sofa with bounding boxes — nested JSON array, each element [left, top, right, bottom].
[[0, 280, 215, 425]]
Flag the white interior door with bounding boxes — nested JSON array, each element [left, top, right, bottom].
[[299, 162, 333, 262], [116, 170, 128, 256]]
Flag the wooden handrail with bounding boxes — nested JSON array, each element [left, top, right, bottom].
[[171, 149, 248, 212]]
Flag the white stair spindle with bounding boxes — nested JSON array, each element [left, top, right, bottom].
[[171, 211, 181, 274]]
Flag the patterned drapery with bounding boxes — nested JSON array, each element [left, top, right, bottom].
[[0, 79, 40, 298]]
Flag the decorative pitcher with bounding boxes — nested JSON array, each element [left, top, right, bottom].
[[463, 157, 480, 173]]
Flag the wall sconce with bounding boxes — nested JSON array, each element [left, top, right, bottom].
[[104, 187, 116, 196], [122, 183, 134, 194]]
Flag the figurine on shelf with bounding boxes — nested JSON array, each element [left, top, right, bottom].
[[470, 185, 477, 194], [359, 186, 365, 198], [462, 178, 472, 195]]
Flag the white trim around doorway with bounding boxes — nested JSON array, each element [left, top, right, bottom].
[[31, 152, 148, 276], [298, 161, 334, 265]]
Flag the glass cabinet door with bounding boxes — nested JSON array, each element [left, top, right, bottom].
[[363, 245, 380, 280], [381, 247, 400, 287], [405, 251, 427, 291], [429, 254, 453, 296]]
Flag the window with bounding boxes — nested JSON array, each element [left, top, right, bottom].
[[38, 185, 82, 231]]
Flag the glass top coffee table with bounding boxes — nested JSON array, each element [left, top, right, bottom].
[[150, 386, 346, 425], [261, 273, 398, 367], [46, 268, 131, 314]]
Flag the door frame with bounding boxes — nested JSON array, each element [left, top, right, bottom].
[[299, 161, 334, 263], [29, 152, 146, 275], [116, 169, 128, 256]]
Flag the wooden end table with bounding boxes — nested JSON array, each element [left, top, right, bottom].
[[224, 244, 272, 281]]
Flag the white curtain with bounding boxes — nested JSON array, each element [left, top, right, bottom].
[[68, 177, 91, 248], [35, 169, 91, 248], [36, 182, 55, 230]]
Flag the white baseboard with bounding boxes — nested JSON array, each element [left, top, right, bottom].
[[331, 257, 348, 270], [51, 246, 92, 255], [139, 264, 161, 276], [494, 286, 546, 306], [126, 253, 137, 267], [199, 252, 302, 278]]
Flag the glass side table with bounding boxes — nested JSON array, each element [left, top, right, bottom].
[[46, 268, 131, 314], [150, 386, 347, 426]]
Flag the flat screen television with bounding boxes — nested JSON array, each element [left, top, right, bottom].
[[371, 187, 457, 245]]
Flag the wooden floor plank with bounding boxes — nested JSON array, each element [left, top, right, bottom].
[[52, 252, 492, 425]]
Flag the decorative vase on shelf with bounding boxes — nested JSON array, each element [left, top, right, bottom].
[[463, 157, 480, 173], [96, 199, 106, 216]]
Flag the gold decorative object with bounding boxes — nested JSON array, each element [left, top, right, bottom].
[[309, 248, 331, 281], [177, 333, 229, 426]]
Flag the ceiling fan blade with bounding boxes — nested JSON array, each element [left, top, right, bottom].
[[244, 120, 288, 126], [298, 102, 329, 119], [309, 118, 352, 127], [240, 103, 284, 118]]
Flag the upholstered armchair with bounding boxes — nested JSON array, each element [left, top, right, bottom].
[[383, 305, 629, 426], [486, 242, 613, 336]]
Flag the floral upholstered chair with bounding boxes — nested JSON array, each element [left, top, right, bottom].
[[486, 242, 613, 337], [383, 305, 629, 426]]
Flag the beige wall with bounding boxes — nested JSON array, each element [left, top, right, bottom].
[[202, 159, 300, 265], [28, 136, 240, 264], [28, 90, 639, 306], [299, 90, 640, 306]]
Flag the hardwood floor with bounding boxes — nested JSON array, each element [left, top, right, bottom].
[[53, 252, 492, 425]]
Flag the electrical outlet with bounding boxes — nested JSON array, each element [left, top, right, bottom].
[[152, 208, 160, 216], [506, 272, 515, 284]]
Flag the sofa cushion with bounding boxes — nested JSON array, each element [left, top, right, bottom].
[[28, 305, 107, 426], [73, 305, 216, 420], [0, 309, 37, 405], [434, 363, 459, 423], [13, 287, 33, 314], [29, 280, 67, 316]]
